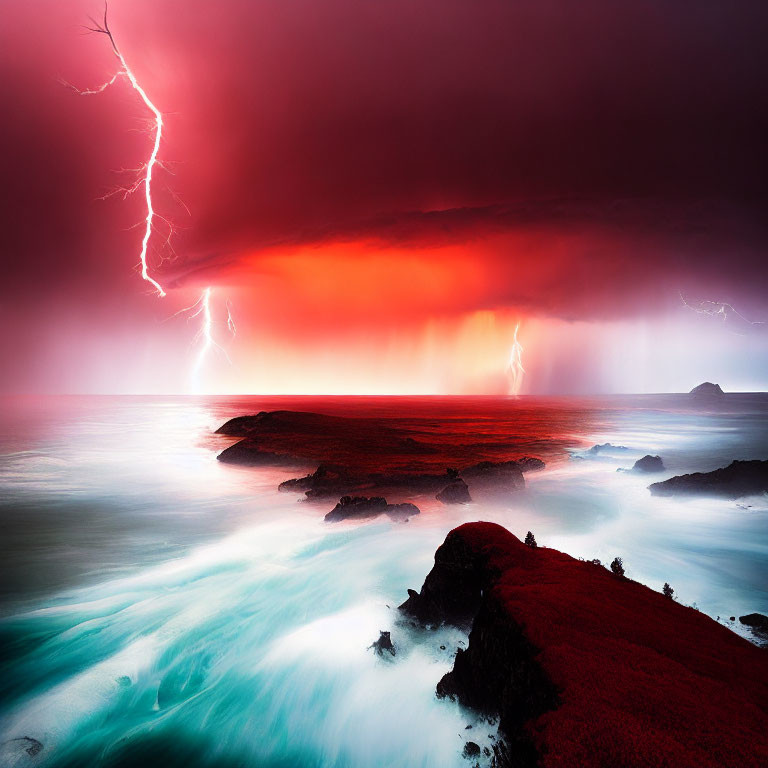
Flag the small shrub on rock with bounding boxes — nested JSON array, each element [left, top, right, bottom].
[[610, 557, 625, 577], [663, 582, 675, 599], [524, 531, 537, 548]]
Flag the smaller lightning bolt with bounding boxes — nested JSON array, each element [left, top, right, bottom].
[[174, 288, 236, 380], [226, 300, 237, 337], [507, 322, 525, 396], [679, 292, 765, 335]]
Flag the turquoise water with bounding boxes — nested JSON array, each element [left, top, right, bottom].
[[1, 395, 767, 767]]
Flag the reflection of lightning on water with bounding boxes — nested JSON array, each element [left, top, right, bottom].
[[679, 291, 765, 335], [507, 322, 525, 395]]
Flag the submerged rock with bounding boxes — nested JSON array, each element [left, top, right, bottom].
[[0, 737, 43, 764], [649, 459, 768, 499], [369, 630, 396, 656], [632, 454, 665, 473], [216, 439, 299, 466], [436, 479, 472, 504], [400, 522, 768, 767], [690, 382, 725, 397], [324, 495, 420, 522], [460, 461, 525, 494]]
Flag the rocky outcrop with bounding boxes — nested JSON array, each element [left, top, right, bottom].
[[369, 630, 396, 656], [649, 459, 768, 498], [400, 522, 768, 768], [215, 439, 300, 466], [631, 454, 665, 473], [324, 495, 420, 522], [690, 382, 725, 397], [278, 464, 360, 497], [436, 479, 472, 504], [278, 460, 539, 501], [460, 461, 525, 494], [437, 597, 557, 766], [216, 411, 546, 494], [740, 614, 768, 645], [740, 613, 768, 632], [514, 456, 545, 473]]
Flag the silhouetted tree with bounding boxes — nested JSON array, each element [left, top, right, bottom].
[[524, 531, 537, 548], [663, 582, 675, 599], [610, 557, 625, 577]]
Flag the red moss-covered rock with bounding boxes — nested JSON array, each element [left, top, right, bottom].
[[400, 522, 768, 768]]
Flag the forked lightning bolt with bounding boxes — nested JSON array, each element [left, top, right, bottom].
[[69, 4, 166, 296], [508, 322, 525, 396], [679, 292, 765, 335], [71, 3, 237, 381], [173, 288, 233, 375]]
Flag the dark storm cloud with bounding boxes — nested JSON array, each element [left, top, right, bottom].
[[2, 0, 767, 317]]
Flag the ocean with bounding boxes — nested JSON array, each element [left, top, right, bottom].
[[1, 394, 767, 767]]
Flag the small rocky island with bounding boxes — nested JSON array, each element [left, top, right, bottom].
[[631, 454, 665, 473], [689, 381, 725, 397], [400, 523, 768, 767]]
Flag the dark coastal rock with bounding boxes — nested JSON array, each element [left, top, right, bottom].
[[279, 464, 460, 499], [216, 410, 353, 437], [631, 454, 665, 473], [324, 495, 420, 522], [514, 456, 545, 473], [690, 382, 725, 397], [401, 522, 768, 767], [436, 479, 472, 504], [399, 527, 491, 626], [460, 461, 525, 493], [462, 741, 481, 758], [649, 459, 768, 499], [369, 630, 396, 656], [740, 614, 768, 633], [216, 439, 299, 466], [278, 464, 360, 497], [215, 413, 268, 436]]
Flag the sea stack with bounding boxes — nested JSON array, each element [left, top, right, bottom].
[[689, 382, 725, 397]]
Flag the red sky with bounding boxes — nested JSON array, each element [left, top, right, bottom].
[[1, 0, 767, 393]]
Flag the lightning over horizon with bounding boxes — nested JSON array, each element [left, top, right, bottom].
[[71, 4, 166, 297], [679, 292, 766, 336], [174, 287, 235, 387], [507, 322, 525, 396], [67, 2, 238, 387]]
